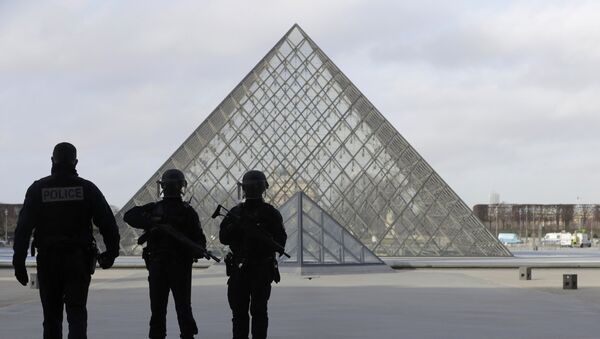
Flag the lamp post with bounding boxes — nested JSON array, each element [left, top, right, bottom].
[[525, 205, 529, 246], [532, 206, 537, 249], [519, 209, 523, 238], [4, 209, 7, 244], [495, 203, 499, 237]]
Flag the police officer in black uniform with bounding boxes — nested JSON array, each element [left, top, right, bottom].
[[123, 169, 206, 339], [12, 142, 121, 339], [219, 170, 287, 339]]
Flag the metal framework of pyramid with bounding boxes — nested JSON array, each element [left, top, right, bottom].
[[116, 24, 511, 257], [279, 192, 386, 269]]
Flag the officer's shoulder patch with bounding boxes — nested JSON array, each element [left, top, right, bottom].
[[41, 186, 84, 203], [142, 201, 157, 210], [265, 203, 282, 217], [36, 175, 53, 185], [28, 179, 41, 190], [264, 203, 278, 211]]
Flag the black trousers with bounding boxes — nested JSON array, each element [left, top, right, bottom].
[[148, 254, 198, 339], [227, 262, 272, 339], [36, 248, 91, 339]]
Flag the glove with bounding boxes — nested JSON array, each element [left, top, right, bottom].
[[14, 264, 29, 286], [97, 252, 116, 269]]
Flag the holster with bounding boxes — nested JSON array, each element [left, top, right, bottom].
[[224, 252, 234, 277]]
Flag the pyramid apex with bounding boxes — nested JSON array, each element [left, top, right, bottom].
[[282, 23, 309, 43]]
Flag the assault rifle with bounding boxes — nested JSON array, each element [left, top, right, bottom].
[[138, 222, 220, 263], [211, 204, 291, 258]]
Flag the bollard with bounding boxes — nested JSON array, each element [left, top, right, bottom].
[[30, 273, 39, 290], [519, 266, 532, 280], [563, 274, 577, 290]]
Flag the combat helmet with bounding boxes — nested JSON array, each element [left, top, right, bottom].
[[159, 169, 187, 198], [241, 170, 269, 200]]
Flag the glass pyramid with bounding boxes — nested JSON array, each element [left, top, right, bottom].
[[116, 24, 511, 257], [279, 192, 385, 266]]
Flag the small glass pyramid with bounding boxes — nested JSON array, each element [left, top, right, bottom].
[[279, 192, 385, 266]]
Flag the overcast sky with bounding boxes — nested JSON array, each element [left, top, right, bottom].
[[1, 0, 599, 208]]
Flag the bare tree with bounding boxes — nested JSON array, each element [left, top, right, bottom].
[[593, 205, 600, 238]]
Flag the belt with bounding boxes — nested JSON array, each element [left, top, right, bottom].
[[234, 256, 274, 265]]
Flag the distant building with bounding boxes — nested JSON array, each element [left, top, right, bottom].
[[473, 204, 600, 238], [489, 191, 500, 205]]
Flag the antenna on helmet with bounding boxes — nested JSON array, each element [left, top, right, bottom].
[[236, 181, 243, 202], [156, 180, 161, 199]]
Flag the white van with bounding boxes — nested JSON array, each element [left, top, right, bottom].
[[559, 232, 572, 247], [572, 232, 592, 248], [542, 233, 561, 245]]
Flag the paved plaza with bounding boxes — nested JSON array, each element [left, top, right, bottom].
[[2, 265, 600, 339]]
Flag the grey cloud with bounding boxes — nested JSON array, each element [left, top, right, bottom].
[[365, 2, 600, 92], [1, 1, 599, 208]]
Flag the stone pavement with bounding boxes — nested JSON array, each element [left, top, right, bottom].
[[2, 267, 600, 338]]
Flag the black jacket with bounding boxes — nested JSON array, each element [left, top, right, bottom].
[[219, 199, 287, 260], [123, 197, 206, 257], [13, 166, 120, 264]]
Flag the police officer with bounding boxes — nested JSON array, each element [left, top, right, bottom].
[[123, 169, 206, 339], [12, 142, 121, 339], [219, 170, 287, 339]]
